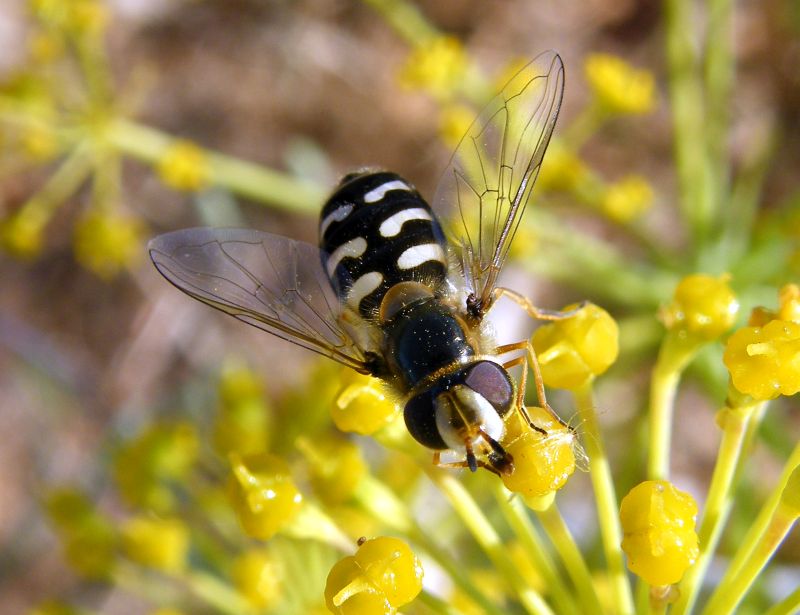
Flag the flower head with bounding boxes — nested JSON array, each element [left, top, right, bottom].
[[397, 36, 467, 99], [531, 303, 619, 390], [723, 319, 800, 401], [601, 175, 654, 223], [331, 372, 399, 436], [73, 209, 145, 279], [121, 516, 189, 573], [227, 452, 303, 540], [501, 409, 577, 502], [157, 140, 211, 192], [324, 537, 423, 614], [660, 273, 739, 341], [620, 480, 699, 586], [584, 53, 656, 115]]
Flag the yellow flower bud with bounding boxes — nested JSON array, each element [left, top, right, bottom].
[[501, 409, 576, 499], [331, 373, 399, 435], [227, 453, 303, 540], [531, 303, 619, 390], [438, 104, 475, 149], [121, 516, 189, 573], [299, 437, 368, 506], [397, 36, 467, 99], [601, 175, 654, 223], [620, 481, 699, 586], [73, 210, 144, 279], [0, 209, 48, 259], [723, 320, 800, 401], [749, 284, 800, 326], [325, 537, 423, 614], [214, 361, 270, 456], [157, 141, 211, 192], [537, 142, 588, 192], [63, 519, 117, 580], [232, 549, 283, 610], [584, 54, 656, 115], [660, 274, 739, 341]]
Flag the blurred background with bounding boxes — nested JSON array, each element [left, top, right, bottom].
[[1, 0, 798, 613]]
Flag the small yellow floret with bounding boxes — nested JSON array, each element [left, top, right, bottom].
[[531, 303, 619, 390], [620, 480, 699, 586], [232, 549, 283, 610], [537, 142, 588, 192], [227, 452, 303, 540], [601, 175, 654, 223], [325, 537, 423, 614], [749, 284, 800, 326], [73, 210, 144, 279], [0, 208, 48, 258], [157, 140, 211, 191], [300, 437, 367, 506], [438, 104, 475, 149], [397, 36, 467, 99], [121, 516, 189, 573], [584, 53, 656, 115], [332, 373, 399, 435], [723, 320, 800, 401], [214, 361, 270, 456], [660, 274, 739, 341], [501, 409, 576, 499]]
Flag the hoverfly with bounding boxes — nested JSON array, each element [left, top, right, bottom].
[[149, 51, 572, 476]]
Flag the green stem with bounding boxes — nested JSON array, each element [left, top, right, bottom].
[[702, 0, 734, 223], [107, 119, 326, 214], [703, 443, 800, 610], [573, 382, 635, 615], [764, 586, 800, 615], [672, 396, 765, 615], [648, 333, 701, 480], [537, 502, 605, 615], [492, 485, 582, 615], [359, 0, 439, 45], [701, 502, 798, 615], [665, 0, 714, 246], [424, 468, 555, 615]]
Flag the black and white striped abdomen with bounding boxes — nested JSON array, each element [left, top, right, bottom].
[[319, 171, 449, 319]]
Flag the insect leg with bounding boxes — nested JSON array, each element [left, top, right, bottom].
[[493, 287, 587, 321], [432, 451, 502, 476]]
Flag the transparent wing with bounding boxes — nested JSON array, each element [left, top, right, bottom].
[[433, 51, 564, 315], [148, 227, 372, 373]]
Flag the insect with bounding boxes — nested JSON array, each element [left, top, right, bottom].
[[149, 51, 575, 476]]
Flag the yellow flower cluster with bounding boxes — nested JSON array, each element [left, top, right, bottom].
[[213, 361, 271, 456], [537, 142, 589, 193], [73, 210, 144, 279], [121, 516, 189, 573], [723, 320, 800, 401], [438, 103, 474, 149], [45, 488, 117, 580], [331, 372, 399, 435], [601, 175, 654, 223], [532, 303, 619, 390], [232, 549, 283, 610], [227, 452, 303, 540], [397, 36, 467, 99], [660, 273, 739, 341], [584, 53, 656, 115], [0, 208, 48, 258], [325, 537, 423, 614], [157, 140, 212, 192], [114, 421, 199, 513], [501, 408, 577, 504], [620, 480, 699, 586]]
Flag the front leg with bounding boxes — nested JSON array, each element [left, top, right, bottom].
[[493, 287, 587, 321]]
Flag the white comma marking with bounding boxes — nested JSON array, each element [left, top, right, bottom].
[[347, 271, 383, 307], [379, 208, 433, 238], [397, 243, 446, 270], [326, 237, 367, 277], [363, 180, 411, 204], [319, 203, 354, 237]]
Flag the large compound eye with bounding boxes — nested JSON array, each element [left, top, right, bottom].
[[404, 391, 448, 450], [464, 361, 514, 415]]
